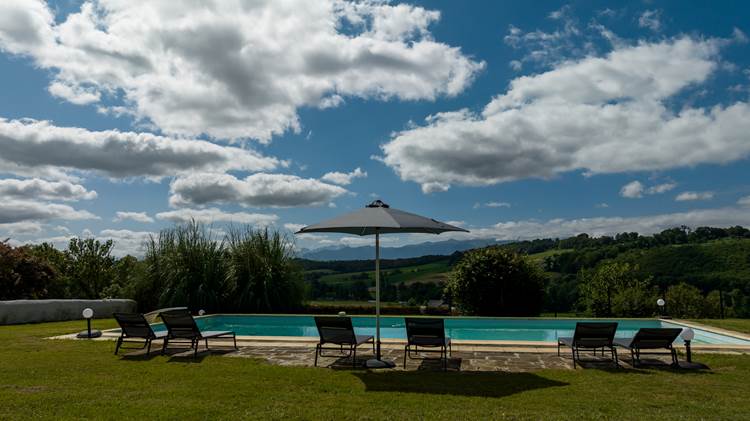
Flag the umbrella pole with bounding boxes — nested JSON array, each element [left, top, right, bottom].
[[375, 231, 381, 360], [365, 230, 394, 368]]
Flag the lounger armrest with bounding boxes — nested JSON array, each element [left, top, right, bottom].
[[199, 330, 235, 339], [613, 338, 634, 348], [355, 334, 374, 345], [154, 330, 168, 339], [558, 337, 573, 346]]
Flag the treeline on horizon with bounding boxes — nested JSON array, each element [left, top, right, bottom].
[[2, 223, 750, 318]]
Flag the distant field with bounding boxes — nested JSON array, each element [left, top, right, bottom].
[[527, 248, 573, 264], [316, 260, 451, 286]]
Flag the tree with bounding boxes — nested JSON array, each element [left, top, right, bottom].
[[611, 280, 658, 317], [65, 238, 116, 299], [0, 241, 57, 300], [578, 262, 654, 317], [445, 247, 546, 316], [665, 283, 705, 318]]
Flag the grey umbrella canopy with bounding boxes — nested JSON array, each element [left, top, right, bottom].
[[296, 200, 468, 368]]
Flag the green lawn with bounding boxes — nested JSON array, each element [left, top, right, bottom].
[[1, 321, 749, 420], [689, 319, 750, 335]]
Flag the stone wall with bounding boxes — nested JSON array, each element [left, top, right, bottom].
[[0, 299, 137, 325]]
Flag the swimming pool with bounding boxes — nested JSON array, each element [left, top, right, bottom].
[[152, 315, 750, 345]]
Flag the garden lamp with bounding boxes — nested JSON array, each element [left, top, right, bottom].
[[657, 298, 665, 317], [76, 307, 102, 339], [681, 328, 695, 362]]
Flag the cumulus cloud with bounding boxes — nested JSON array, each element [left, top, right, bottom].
[[620, 181, 644, 198], [321, 167, 367, 186], [621, 181, 676, 198], [647, 182, 677, 194], [0, 0, 483, 142], [738, 196, 750, 207], [440, 206, 750, 243], [0, 118, 280, 179], [0, 221, 44, 235], [381, 37, 750, 192], [638, 10, 662, 32], [675, 191, 714, 201], [113, 211, 154, 223], [98, 229, 154, 257], [0, 178, 97, 201], [0, 199, 97, 224], [168, 173, 348, 208], [155, 208, 278, 226]]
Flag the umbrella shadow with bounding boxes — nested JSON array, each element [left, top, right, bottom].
[[353, 370, 568, 398]]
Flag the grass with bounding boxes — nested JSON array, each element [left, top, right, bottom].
[[2, 320, 750, 420], [689, 319, 750, 335]]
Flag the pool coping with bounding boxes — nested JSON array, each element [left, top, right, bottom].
[[50, 316, 750, 353]]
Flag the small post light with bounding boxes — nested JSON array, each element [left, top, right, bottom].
[[681, 328, 695, 362], [198, 309, 206, 316], [337, 311, 346, 317], [657, 298, 666, 318], [76, 307, 102, 339]]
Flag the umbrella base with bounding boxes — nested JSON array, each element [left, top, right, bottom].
[[365, 358, 396, 369]]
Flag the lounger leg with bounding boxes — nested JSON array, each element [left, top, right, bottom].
[[234, 334, 238, 350], [314, 344, 320, 367], [571, 347, 577, 369], [557, 342, 560, 356], [612, 347, 619, 368], [352, 345, 357, 369], [146, 339, 152, 356], [443, 347, 447, 371], [631, 349, 637, 367], [114, 335, 123, 355], [403, 345, 408, 369], [194, 339, 199, 358], [161, 337, 169, 355]]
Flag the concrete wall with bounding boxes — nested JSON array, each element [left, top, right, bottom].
[[0, 299, 137, 325]]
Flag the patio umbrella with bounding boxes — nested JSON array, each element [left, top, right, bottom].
[[296, 200, 468, 368]]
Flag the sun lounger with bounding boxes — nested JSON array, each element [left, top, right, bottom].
[[404, 317, 451, 370], [113, 312, 167, 355], [557, 322, 619, 368], [614, 328, 682, 367], [159, 309, 237, 358], [314, 316, 374, 368]]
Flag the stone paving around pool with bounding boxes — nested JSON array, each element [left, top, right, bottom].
[[117, 340, 695, 371]]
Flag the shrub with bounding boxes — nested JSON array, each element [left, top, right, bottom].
[[445, 247, 545, 316], [142, 221, 229, 312], [225, 226, 304, 312], [665, 283, 705, 318], [0, 241, 57, 300], [611, 281, 658, 317]]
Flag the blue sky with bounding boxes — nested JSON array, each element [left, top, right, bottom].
[[1, 0, 750, 255]]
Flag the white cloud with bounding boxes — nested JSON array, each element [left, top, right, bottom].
[[595, 203, 609, 208], [0, 118, 281, 179], [738, 196, 750, 207], [675, 191, 714, 201], [321, 167, 367, 186], [380, 37, 750, 192], [0, 0, 483, 142], [621, 181, 676, 198], [474, 201, 512, 209], [169, 173, 348, 208], [98, 229, 154, 257], [155, 208, 278, 226], [0, 222, 43, 235], [0, 199, 98, 224], [0, 178, 97, 201], [638, 10, 661, 32], [113, 211, 154, 224], [283, 223, 307, 233], [444, 206, 750, 242], [620, 181, 644, 198], [646, 182, 677, 194]]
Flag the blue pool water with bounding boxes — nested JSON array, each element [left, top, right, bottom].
[[152, 315, 750, 345]]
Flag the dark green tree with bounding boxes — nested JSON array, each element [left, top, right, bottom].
[[445, 247, 546, 316], [66, 238, 116, 299]]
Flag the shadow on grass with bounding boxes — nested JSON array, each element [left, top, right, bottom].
[[353, 371, 568, 398]]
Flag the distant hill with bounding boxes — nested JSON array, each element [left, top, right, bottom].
[[298, 239, 503, 261]]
